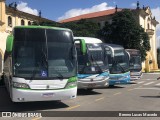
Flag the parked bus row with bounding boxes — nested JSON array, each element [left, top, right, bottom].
[[2, 26, 142, 102]]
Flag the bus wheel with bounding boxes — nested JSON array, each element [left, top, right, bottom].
[[86, 88, 93, 91]]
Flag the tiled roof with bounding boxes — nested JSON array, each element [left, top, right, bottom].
[[60, 8, 122, 23]]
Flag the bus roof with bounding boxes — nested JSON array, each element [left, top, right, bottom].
[[125, 49, 140, 52], [103, 43, 124, 49], [14, 26, 71, 31], [74, 37, 103, 43], [125, 49, 140, 55]]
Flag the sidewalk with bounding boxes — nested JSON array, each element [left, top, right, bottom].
[[150, 69, 160, 73]]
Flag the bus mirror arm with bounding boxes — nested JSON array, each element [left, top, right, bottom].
[[74, 39, 86, 55], [6, 35, 14, 53]]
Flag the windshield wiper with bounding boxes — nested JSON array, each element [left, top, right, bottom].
[[30, 48, 48, 80], [51, 68, 64, 80], [90, 54, 103, 73], [30, 62, 41, 80], [113, 60, 125, 73]]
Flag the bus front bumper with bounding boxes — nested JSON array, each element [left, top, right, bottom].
[[130, 72, 143, 81], [78, 77, 109, 89], [11, 87, 77, 102], [109, 77, 130, 85]]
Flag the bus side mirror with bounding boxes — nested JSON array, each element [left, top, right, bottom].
[[80, 39, 86, 55], [6, 35, 14, 53], [74, 39, 86, 55]]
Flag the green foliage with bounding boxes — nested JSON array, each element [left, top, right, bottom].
[[40, 22, 60, 27], [32, 20, 100, 38], [99, 10, 150, 61], [32, 21, 60, 27], [61, 19, 100, 37]]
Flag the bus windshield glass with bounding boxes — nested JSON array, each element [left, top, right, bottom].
[[13, 28, 76, 79], [129, 56, 141, 70], [76, 43, 108, 74], [111, 49, 129, 74]]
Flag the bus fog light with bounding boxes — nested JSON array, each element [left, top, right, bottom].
[[17, 98, 25, 101], [65, 82, 77, 88], [13, 82, 30, 89]]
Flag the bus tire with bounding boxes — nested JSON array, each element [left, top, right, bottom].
[[86, 88, 93, 91]]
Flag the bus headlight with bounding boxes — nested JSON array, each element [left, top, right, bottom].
[[119, 75, 130, 80], [65, 77, 78, 89], [65, 82, 77, 89], [13, 82, 30, 89]]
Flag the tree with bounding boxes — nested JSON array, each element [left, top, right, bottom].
[[99, 10, 150, 61], [32, 21, 60, 27], [61, 19, 100, 37], [32, 19, 100, 38]]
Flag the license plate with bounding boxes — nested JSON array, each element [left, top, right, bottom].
[[42, 93, 54, 98], [88, 83, 96, 88]]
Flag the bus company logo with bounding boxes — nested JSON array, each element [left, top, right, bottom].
[[90, 79, 94, 82], [2, 112, 12, 117]]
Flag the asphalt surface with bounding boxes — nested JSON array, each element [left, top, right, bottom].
[[1, 73, 160, 120]]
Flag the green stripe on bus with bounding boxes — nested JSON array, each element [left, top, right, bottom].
[[14, 26, 71, 31]]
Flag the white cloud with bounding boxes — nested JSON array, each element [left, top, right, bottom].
[[17, 1, 38, 16], [58, 2, 114, 21], [151, 7, 160, 47], [131, 3, 136, 8], [113, 1, 116, 5]]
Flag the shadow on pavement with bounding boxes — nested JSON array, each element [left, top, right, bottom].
[[140, 96, 160, 98], [0, 87, 69, 112], [98, 85, 125, 89], [129, 82, 137, 84], [77, 89, 102, 96]]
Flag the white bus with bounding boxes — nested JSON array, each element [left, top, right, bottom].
[[103, 44, 130, 86], [3, 26, 85, 102], [74, 37, 110, 91], [125, 49, 142, 80]]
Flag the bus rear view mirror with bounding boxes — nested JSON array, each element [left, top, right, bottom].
[[80, 39, 86, 55], [6, 35, 14, 52], [74, 39, 86, 55]]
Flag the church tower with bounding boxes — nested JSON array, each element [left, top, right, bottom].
[[0, 0, 6, 31]]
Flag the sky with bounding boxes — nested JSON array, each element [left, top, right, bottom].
[[6, 0, 160, 46]]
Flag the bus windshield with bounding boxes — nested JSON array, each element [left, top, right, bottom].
[[111, 49, 129, 74], [129, 56, 142, 70], [76, 44, 108, 74], [13, 28, 76, 79]]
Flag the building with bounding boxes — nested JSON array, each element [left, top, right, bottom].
[[60, 3, 159, 72], [0, 0, 55, 74]]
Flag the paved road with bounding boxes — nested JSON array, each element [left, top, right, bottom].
[[1, 73, 160, 119]]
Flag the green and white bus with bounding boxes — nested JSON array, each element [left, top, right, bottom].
[[3, 26, 85, 102]]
